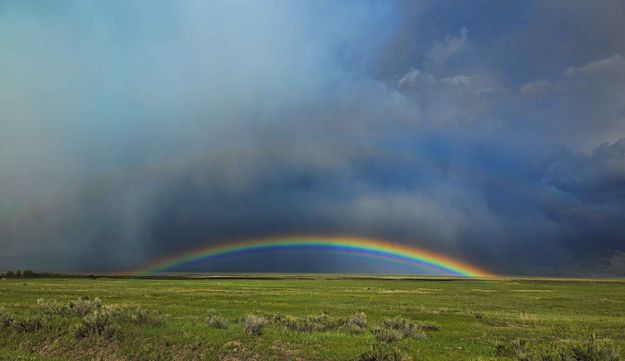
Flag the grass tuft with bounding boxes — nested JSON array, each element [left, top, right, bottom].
[[416, 321, 440, 331], [282, 312, 339, 332], [126, 306, 164, 326], [360, 327, 408, 361], [206, 309, 229, 329], [243, 314, 267, 336], [0, 307, 14, 327], [35, 298, 66, 315], [372, 327, 403, 344], [345, 312, 368, 333], [11, 316, 48, 333], [496, 336, 622, 361], [36, 296, 102, 317], [381, 317, 426, 339], [358, 344, 408, 361], [275, 312, 368, 333]]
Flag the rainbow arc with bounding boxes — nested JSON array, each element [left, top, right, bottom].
[[137, 236, 496, 278]]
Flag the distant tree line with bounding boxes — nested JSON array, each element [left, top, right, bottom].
[[2, 270, 39, 278], [1, 270, 100, 279]]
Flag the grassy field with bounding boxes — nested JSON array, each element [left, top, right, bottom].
[[0, 276, 624, 360]]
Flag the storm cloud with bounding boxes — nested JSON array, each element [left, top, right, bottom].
[[1, 1, 624, 276]]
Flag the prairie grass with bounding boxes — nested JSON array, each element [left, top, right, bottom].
[[0, 276, 623, 360]]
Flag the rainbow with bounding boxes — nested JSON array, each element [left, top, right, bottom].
[[137, 236, 496, 278]]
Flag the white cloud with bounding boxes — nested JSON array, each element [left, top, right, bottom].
[[397, 68, 434, 87], [398, 68, 496, 95], [565, 54, 625, 77], [442, 74, 496, 95], [426, 27, 469, 64], [520, 79, 558, 96], [522, 54, 625, 97]]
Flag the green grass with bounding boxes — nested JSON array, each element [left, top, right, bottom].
[[0, 276, 624, 360]]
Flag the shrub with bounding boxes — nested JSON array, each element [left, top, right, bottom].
[[360, 324, 411, 361], [360, 331, 408, 361], [67, 296, 101, 317], [74, 308, 119, 340], [282, 315, 309, 332], [382, 317, 426, 339], [243, 315, 267, 336], [566, 338, 622, 361], [11, 316, 47, 333], [35, 296, 102, 317], [345, 312, 368, 333], [309, 313, 338, 330], [416, 321, 440, 331], [206, 309, 229, 329], [270, 312, 287, 323], [287, 313, 334, 332], [496, 337, 622, 361], [372, 327, 403, 344], [273, 312, 368, 334], [279, 312, 347, 332], [359, 344, 407, 361], [495, 339, 528, 357], [31, 297, 165, 340], [36, 298, 67, 315], [0, 307, 13, 327], [126, 306, 164, 326]]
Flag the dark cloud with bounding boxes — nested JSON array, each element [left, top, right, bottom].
[[1, 1, 625, 275], [545, 138, 625, 203]]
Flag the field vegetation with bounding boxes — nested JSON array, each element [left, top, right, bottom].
[[0, 276, 624, 360]]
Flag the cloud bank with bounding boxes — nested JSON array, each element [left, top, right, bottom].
[[1, 1, 624, 275]]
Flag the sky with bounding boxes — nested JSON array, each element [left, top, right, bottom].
[[1, 0, 624, 276]]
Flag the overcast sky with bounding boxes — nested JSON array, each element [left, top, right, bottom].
[[1, 0, 624, 275]]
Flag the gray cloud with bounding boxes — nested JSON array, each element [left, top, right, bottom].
[[544, 138, 625, 203], [1, 1, 625, 276]]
